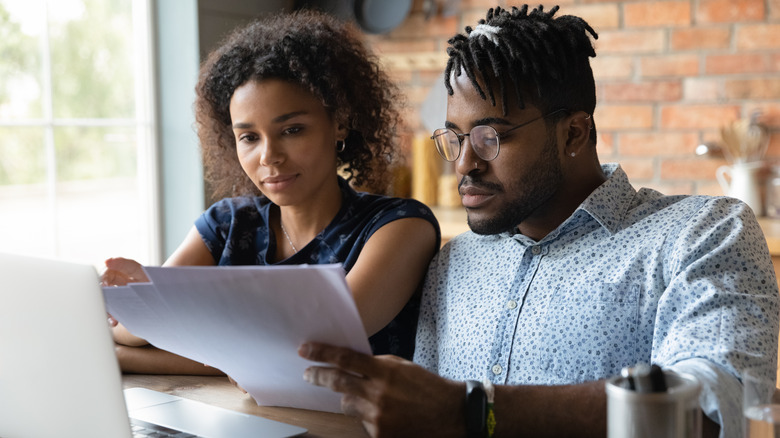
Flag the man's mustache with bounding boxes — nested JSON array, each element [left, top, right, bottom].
[[458, 176, 503, 193]]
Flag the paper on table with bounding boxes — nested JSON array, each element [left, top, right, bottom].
[[102, 264, 370, 413]]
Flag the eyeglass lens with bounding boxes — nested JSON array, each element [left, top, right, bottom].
[[432, 125, 499, 162]]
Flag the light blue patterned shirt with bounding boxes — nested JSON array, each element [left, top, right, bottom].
[[414, 164, 779, 437]]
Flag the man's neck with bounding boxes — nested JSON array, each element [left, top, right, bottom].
[[516, 166, 608, 241]]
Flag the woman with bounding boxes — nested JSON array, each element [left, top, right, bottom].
[[105, 10, 439, 374]]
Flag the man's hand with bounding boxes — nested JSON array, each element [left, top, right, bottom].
[[299, 342, 466, 438]]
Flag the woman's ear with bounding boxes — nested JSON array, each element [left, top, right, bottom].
[[335, 121, 349, 142], [563, 112, 592, 158]]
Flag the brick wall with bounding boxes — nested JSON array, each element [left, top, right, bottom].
[[364, 0, 780, 201]]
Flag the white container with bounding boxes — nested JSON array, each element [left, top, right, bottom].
[[717, 161, 765, 216], [606, 371, 701, 438]]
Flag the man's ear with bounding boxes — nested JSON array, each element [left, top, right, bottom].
[[562, 112, 592, 158]]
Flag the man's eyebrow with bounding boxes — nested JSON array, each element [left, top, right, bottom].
[[232, 110, 309, 130], [474, 117, 513, 126], [444, 117, 513, 130]]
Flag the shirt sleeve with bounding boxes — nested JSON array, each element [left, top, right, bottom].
[[667, 358, 743, 438], [653, 197, 780, 433], [413, 240, 453, 372]]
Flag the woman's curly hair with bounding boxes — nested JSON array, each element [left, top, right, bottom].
[[195, 10, 402, 198]]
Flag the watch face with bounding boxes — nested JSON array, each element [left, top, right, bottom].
[[353, 0, 412, 34]]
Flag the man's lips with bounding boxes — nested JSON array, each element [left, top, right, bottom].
[[459, 184, 495, 208]]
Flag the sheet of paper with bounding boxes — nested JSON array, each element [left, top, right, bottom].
[[102, 264, 370, 412]]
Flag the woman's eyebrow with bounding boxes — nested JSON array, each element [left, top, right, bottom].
[[232, 110, 309, 130]]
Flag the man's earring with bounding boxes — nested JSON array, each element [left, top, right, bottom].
[[570, 152, 576, 157]]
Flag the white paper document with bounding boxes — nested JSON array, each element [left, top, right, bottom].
[[102, 264, 370, 413]]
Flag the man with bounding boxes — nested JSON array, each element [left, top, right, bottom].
[[299, 5, 779, 437]]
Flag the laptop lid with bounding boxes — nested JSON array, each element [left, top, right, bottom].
[[0, 253, 132, 438], [0, 253, 307, 438]]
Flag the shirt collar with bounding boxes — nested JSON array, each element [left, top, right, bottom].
[[509, 163, 637, 244], [575, 163, 637, 235]]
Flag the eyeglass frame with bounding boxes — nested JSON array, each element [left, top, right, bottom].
[[430, 108, 569, 162]]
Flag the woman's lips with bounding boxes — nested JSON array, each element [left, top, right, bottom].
[[261, 174, 297, 191]]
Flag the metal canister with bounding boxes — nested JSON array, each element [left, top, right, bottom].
[[606, 369, 701, 438]]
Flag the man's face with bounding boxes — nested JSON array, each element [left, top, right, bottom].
[[447, 75, 565, 235]]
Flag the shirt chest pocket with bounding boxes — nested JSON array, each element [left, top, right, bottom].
[[539, 282, 641, 383]]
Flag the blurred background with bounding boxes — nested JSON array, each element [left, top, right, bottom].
[[0, 0, 778, 266]]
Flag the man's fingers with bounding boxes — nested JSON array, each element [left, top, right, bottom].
[[304, 365, 368, 397], [299, 342, 374, 375]]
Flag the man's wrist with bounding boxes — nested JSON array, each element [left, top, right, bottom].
[[465, 380, 487, 438]]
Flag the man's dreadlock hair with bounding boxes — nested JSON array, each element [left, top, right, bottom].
[[444, 5, 599, 142]]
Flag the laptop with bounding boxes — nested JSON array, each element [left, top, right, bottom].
[[0, 253, 307, 438]]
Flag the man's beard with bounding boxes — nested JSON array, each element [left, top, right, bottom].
[[466, 137, 563, 235]]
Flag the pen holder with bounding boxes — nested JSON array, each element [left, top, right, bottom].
[[606, 370, 701, 438]]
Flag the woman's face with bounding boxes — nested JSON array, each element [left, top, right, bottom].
[[229, 79, 345, 206]]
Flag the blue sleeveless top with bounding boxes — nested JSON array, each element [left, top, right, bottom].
[[194, 177, 440, 359]]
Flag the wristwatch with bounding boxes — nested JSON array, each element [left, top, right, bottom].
[[465, 380, 487, 438]]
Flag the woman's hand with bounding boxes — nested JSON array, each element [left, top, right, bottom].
[[100, 257, 149, 286], [101, 257, 150, 346]]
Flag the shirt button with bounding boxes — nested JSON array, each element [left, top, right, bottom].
[[507, 300, 518, 309], [531, 246, 541, 255], [492, 364, 503, 375]]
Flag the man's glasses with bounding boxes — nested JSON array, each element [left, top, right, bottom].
[[430, 109, 567, 162]]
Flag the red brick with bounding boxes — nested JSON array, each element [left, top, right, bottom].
[[370, 38, 438, 55], [670, 27, 732, 51], [765, 133, 780, 157], [625, 1, 692, 27], [661, 158, 725, 180], [595, 105, 655, 130], [619, 132, 701, 156], [661, 105, 741, 129], [597, 131, 615, 157], [592, 56, 634, 80], [640, 54, 700, 78], [698, 180, 727, 196], [696, 0, 766, 23], [596, 30, 666, 54], [642, 180, 696, 195], [556, 4, 620, 30], [683, 78, 726, 101], [706, 54, 775, 75], [619, 158, 656, 180], [460, 0, 510, 8], [736, 24, 780, 50], [600, 81, 683, 102], [725, 78, 780, 99], [771, 0, 780, 20], [388, 12, 457, 38], [745, 103, 780, 128]]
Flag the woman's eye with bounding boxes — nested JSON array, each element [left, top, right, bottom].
[[238, 133, 258, 143], [282, 126, 303, 136]]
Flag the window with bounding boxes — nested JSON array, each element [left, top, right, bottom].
[[0, 0, 160, 266]]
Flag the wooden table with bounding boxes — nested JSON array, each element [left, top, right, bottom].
[[122, 374, 368, 438]]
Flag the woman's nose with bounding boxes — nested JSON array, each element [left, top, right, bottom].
[[259, 141, 283, 166]]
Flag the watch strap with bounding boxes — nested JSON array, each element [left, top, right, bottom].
[[465, 380, 487, 438]]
